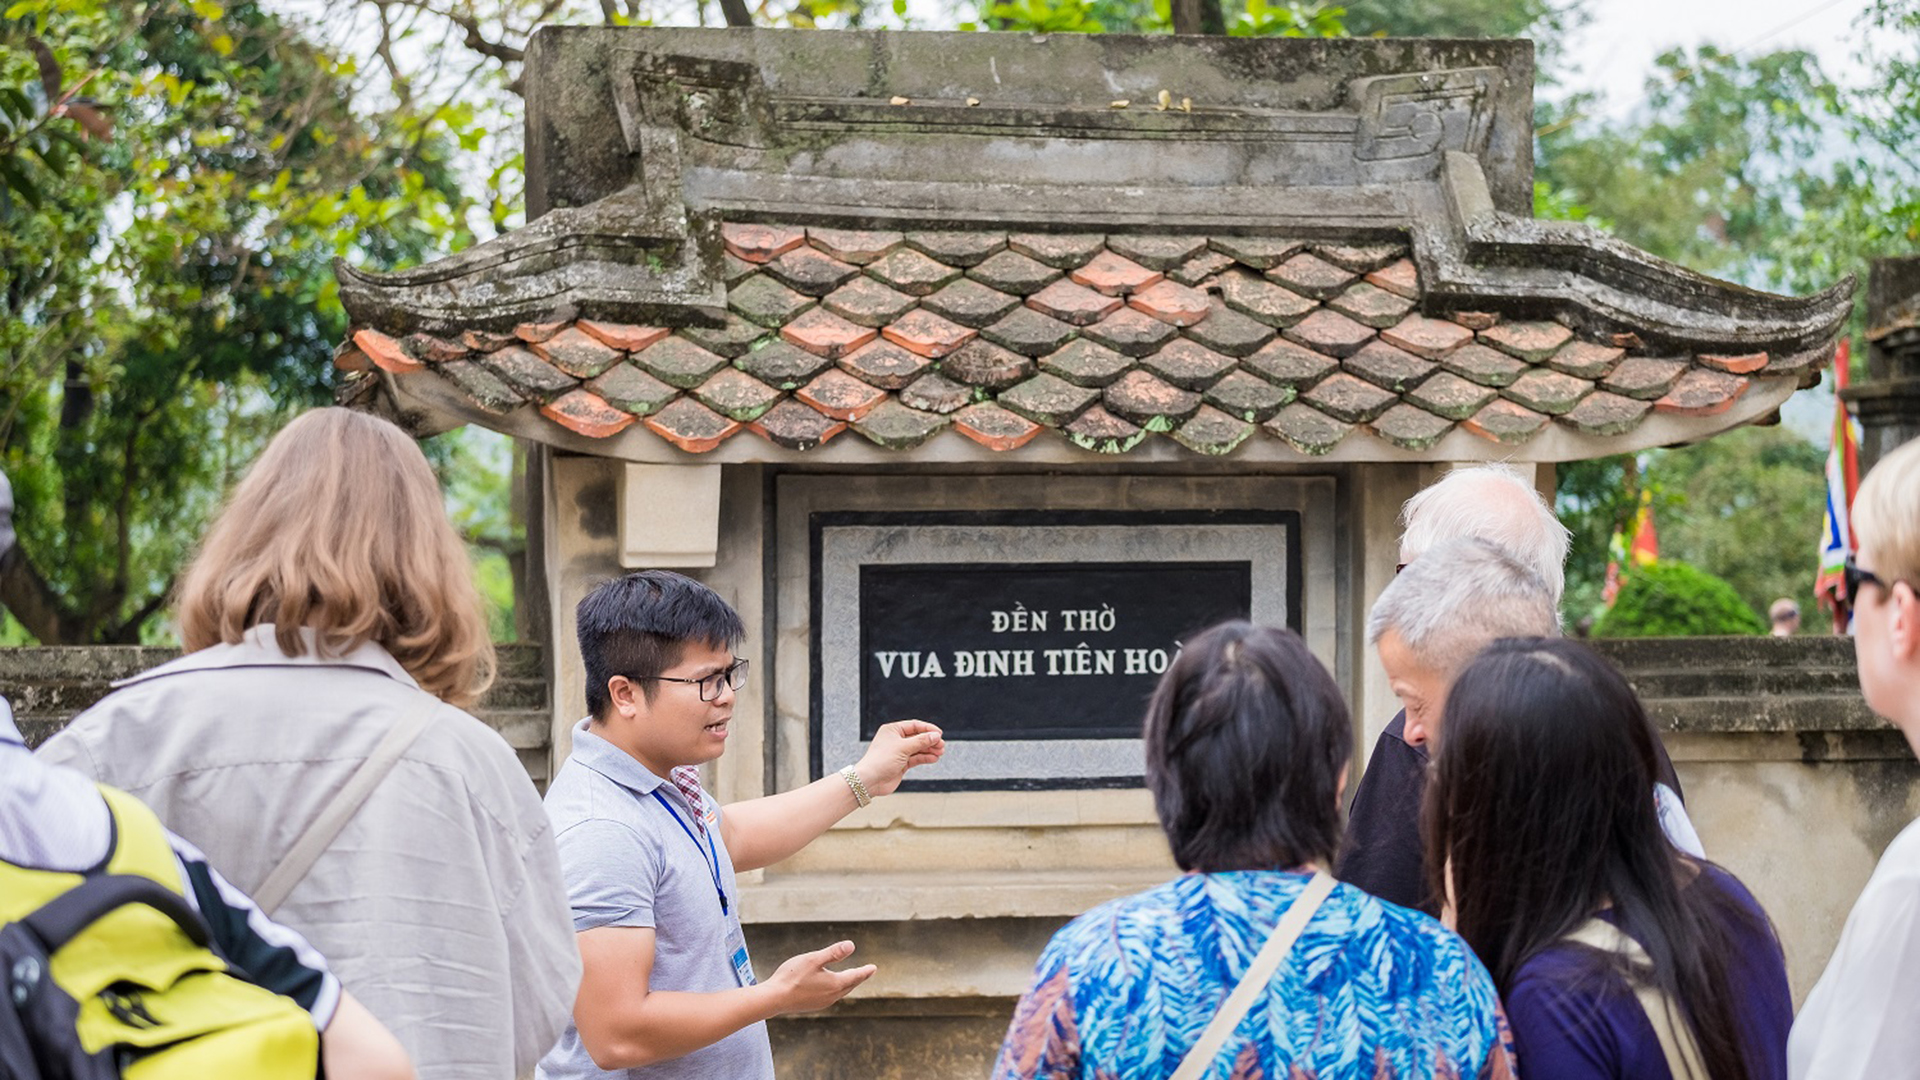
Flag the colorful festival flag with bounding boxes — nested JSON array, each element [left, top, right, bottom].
[[1604, 488, 1660, 606], [1816, 340, 1860, 628]]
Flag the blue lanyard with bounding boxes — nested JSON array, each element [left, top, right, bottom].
[[649, 789, 728, 915]]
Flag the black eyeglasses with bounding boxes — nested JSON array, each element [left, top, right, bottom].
[[629, 659, 749, 702], [1845, 554, 1895, 600]]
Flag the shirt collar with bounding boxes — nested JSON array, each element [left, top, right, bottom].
[[567, 717, 669, 796], [110, 624, 421, 691]]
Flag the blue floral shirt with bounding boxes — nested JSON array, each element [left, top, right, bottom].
[[993, 870, 1517, 1080]]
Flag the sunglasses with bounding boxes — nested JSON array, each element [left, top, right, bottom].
[[1844, 554, 1903, 601]]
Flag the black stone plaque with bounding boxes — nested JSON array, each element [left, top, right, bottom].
[[858, 561, 1252, 741]]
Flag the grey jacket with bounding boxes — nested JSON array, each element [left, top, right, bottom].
[[38, 626, 581, 1080]]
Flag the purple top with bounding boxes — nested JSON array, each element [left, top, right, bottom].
[[1505, 866, 1790, 1080]]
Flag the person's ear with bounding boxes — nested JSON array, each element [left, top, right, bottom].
[[607, 675, 646, 720], [1891, 583, 1920, 664]]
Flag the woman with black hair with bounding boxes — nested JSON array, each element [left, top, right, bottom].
[[1426, 637, 1791, 1080], [993, 622, 1516, 1080]]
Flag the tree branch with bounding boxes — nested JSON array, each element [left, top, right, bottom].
[[719, 0, 754, 27], [0, 541, 75, 644]]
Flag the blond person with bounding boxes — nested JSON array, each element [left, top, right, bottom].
[[1790, 437, 1920, 1079], [39, 408, 580, 1080]]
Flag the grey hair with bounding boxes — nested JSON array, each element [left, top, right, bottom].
[[1367, 537, 1562, 679], [1398, 464, 1571, 604]]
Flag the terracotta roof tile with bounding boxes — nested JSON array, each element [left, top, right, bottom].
[[1601, 355, 1690, 400], [797, 368, 888, 421], [764, 245, 861, 297], [1244, 337, 1338, 388], [1327, 282, 1417, 329], [692, 368, 782, 422], [403, 333, 468, 363], [999, 372, 1101, 426], [514, 321, 565, 345], [883, 308, 977, 358], [1344, 340, 1437, 393], [1301, 371, 1396, 423], [1365, 258, 1420, 300], [1104, 369, 1201, 424], [1766, 343, 1830, 379], [734, 339, 834, 390], [1108, 235, 1208, 270], [1698, 352, 1769, 375], [823, 277, 918, 328], [722, 223, 805, 264], [543, 389, 636, 438], [1268, 252, 1357, 300], [839, 339, 932, 390], [968, 248, 1064, 295], [723, 252, 758, 286], [440, 358, 523, 414], [1141, 338, 1235, 390], [1008, 233, 1105, 270], [1283, 308, 1376, 357], [1027, 278, 1124, 326], [1217, 271, 1317, 328], [1381, 315, 1473, 359], [645, 397, 743, 453], [1559, 390, 1652, 436], [1369, 403, 1454, 451], [532, 326, 622, 379], [635, 336, 731, 389], [1314, 243, 1406, 273], [1204, 369, 1295, 422], [1438, 342, 1528, 387], [1266, 403, 1352, 455], [680, 315, 768, 359], [750, 399, 846, 450], [1406, 371, 1496, 421], [1502, 368, 1592, 416], [1168, 249, 1236, 287], [942, 338, 1036, 389], [1129, 279, 1211, 327], [952, 402, 1042, 451], [1450, 311, 1500, 331], [781, 307, 879, 359], [461, 329, 518, 352], [851, 399, 950, 449], [866, 248, 963, 296], [334, 342, 370, 373], [906, 231, 1007, 267], [1064, 404, 1149, 455], [482, 345, 575, 400], [1209, 237, 1306, 270], [921, 278, 1021, 329], [1480, 320, 1574, 363], [1463, 398, 1549, 444], [1083, 306, 1178, 357], [1611, 332, 1646, 351], [806, 228, 905, 265], [1547, 340, 1625, 379], [1184, 299, 1276, 357], [980, 307, 1078, 356], [1041, 339, 1135, 387], [1655, 368, 1750, 416], [587, 362, 677, 416], [355, 328, 422, 374], [1072, 251, 1163, 297], [1172, 406, 1256, 455], [730, 274, 817, 328], [577, 321, 670, 352], [900, 372, 974, 414]]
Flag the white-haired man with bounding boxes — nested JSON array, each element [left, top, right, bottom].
[[1339, 468, 1701, 913]]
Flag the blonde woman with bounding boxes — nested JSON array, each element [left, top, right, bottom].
[[39, 407, 581, 1080]]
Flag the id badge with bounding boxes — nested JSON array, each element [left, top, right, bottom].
[[726, 922, 757, 987]]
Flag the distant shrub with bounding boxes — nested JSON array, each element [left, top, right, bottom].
[[1593, 560, 1768, 638]]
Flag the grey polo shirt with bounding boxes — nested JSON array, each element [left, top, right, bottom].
[[537, 719, 773, 1080]]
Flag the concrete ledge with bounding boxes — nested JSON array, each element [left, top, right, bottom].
[[739, 868, 1171, 924]]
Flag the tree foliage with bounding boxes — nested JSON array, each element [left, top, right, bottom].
[[1592, 559, 1768, 638]]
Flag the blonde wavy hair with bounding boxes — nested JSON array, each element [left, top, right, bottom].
[[176, 407, 496, 708], [1855, 437, 1920, 588]]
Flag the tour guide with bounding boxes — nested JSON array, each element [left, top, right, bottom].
[[538, 570, 946, 1079]]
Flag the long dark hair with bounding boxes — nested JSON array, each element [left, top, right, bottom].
[[1424, 638, 1771, 1080], [1144, 622, 1350, 873]]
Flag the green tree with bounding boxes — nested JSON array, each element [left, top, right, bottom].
[[1593, 559, 1768, 637]]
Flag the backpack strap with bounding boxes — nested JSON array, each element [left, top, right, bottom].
[[251, 692, 440, 915], [1170, 871, 1338, 1080], [1564, 919, 1709, 1080], [20, 874, 211, 953]]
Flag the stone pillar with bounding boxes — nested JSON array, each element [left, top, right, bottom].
[[1845, 257, 1920, 475]]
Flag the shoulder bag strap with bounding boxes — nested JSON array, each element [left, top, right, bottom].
[[1170, 870, 1338, 1080], [252, 692, 441, 915], [1565, 919, 1709, 1080]]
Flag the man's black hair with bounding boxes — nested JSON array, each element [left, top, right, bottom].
[[577, 570, 746, 718]]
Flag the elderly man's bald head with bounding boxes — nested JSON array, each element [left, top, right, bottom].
[[1399, 464, 1570, 604]]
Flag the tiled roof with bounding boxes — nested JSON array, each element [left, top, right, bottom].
[[339, 224, 1827, 458]]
